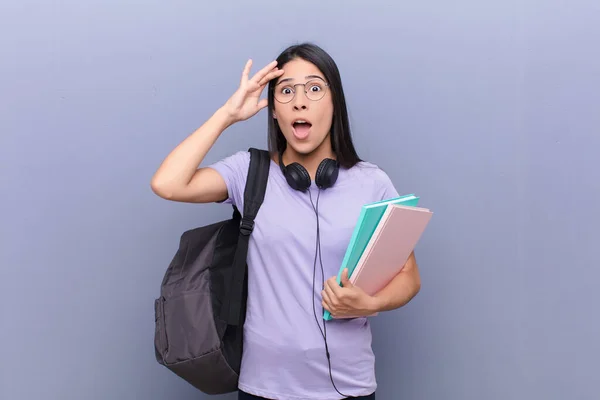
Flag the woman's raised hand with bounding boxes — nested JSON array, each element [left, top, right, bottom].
[[222, 59, 285, 123]]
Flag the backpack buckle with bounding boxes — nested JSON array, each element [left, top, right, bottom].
[[240, 218, 254, 236]]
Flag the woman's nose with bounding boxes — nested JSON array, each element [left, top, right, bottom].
[[292, 89, 308, 110]]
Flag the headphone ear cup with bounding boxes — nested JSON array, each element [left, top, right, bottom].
[[315, 158, 339, 189], [284, 162, 312, 192]]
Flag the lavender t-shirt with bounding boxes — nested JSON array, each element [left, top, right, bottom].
[[209, 150, 399, 400]]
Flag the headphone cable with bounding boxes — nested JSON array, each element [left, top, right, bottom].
[[309, 189, 349, 398]]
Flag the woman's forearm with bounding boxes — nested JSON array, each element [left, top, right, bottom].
[[150, 106, 235, 196], [372, 252, 421, 312]]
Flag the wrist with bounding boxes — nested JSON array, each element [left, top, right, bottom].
[[214, 106, 238, 128]]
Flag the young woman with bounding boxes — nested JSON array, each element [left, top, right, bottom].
[[151, 43, 421, 400]]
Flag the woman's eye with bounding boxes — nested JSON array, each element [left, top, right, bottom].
[[309, 85, 321, 92]]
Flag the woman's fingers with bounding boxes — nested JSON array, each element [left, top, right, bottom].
[[321, 288, 331, 307], [257, 98, 268, 110], [259, 68, 285, 86], [240, 59, 253, 85], [250, 60, 280, 84], [241, 59, 285, 88]]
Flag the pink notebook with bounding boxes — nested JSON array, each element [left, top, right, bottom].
[[350, 204, 433, 296]]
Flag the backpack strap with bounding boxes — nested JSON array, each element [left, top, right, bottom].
[[220, 147, 270, 326]]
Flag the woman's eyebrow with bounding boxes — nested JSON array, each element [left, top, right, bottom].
[[277, 75, 325, 85]]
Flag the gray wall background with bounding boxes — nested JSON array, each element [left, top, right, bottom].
[[2, 1, 599, 399]]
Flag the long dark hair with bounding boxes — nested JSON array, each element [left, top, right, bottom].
[[267, 42, 362, 169]]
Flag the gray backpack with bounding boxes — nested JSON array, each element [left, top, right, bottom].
[[154, 148, 270, 394]]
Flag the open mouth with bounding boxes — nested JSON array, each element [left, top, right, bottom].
[[292, 119, 312, 140]]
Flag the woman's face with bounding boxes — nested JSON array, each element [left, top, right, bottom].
[[272, 58, 334, 155]]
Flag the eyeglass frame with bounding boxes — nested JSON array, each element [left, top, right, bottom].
[[271, 76, 330, 104]]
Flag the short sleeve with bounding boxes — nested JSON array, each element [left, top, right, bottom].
[[207, 150, 250, 207], [373, 167, 400, 201]]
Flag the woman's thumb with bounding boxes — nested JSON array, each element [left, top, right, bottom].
[[341, 268, 353, 287]]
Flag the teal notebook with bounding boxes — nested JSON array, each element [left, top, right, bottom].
[[323, 194, 420, 321]]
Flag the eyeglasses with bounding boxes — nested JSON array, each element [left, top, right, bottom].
[[273, 78, 330, 104]]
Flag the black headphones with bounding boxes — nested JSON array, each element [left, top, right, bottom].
[[278, 151, 340, 192]]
